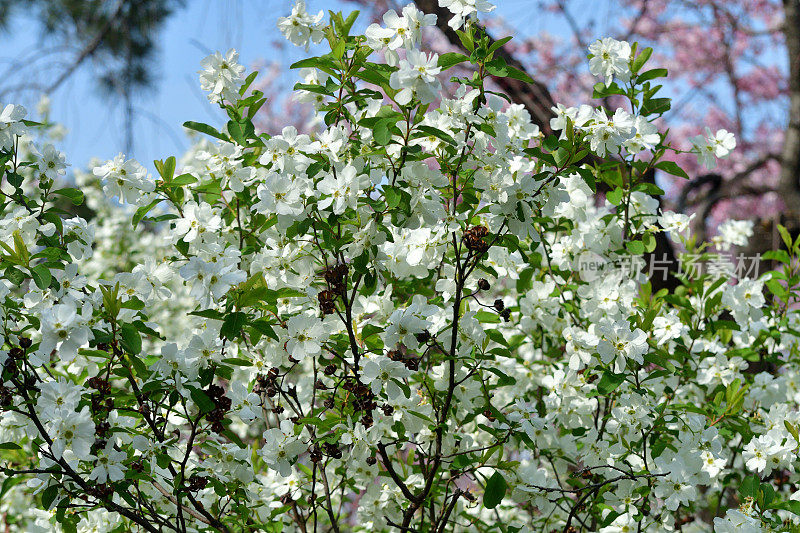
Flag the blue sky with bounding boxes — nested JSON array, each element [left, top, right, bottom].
[[0, 0, 578, 171]]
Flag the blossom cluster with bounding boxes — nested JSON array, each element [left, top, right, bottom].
[[0, 2, 798, 533]]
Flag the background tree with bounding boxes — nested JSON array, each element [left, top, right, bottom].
[[0, 0, 185, 153]]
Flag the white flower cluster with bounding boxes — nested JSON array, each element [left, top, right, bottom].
[[0, 4, 794, 533]]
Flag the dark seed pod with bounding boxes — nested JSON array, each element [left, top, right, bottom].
[[188, 475, 208, 491], [360, 414, 373, 428], [463, 226, 490, 253], [309, 446, 323, 463], [207, 384, 224, 399], [216, 396, 232, 412], [414, 330, 431, 344], [477, 278, 490, 291]]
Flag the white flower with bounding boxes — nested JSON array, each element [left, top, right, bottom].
[[316, 165, 361, 215], [32, 143, 68, 181], [361, 356, 410, 400], [48, 406, 95, 466], [597, 322, 648, 373], [277, 1, 325, 51], [389, 50, 442, 105], [254, 172, 305, 218], [37, 378, 84, 414], [690, 127, 736, 169], [285, 312, 326, 360], [88, 444, 128, 484], [198, 49, 246, 104], [35, 302, 91, 364], [658, 210, 694, 240], [0, 103, 26, 149], [173, 201, 222, 243], [713, 509, 763, 533], [439, 0, 495, 30], [229, 382, 262, 422], [588, 108, 634, 157], [588, 37, 632, 88], [93, 153, 154, 204], [623, 116, 660, 153], [259, 420, 307, 477], [716, 219, 753, 250], [599, 512, 637, 533]]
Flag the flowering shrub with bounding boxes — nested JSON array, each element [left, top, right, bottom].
[[0, 2, 798, 532]]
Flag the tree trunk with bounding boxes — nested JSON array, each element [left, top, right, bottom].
[[780, 0, 800, 215]]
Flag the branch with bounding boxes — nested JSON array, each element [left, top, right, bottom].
[[44, 0, 127, 94]]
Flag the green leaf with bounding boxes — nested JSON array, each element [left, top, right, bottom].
[[51, 188, 84, 206], [132, 199, 160, 229], [642, 233, 657, 253], [414, 125, 456, 146], [373, 117, 399, 145], [384, 186, 402, 209], [30, 264, 52, 290], [775, 500, 800, 516], [626, 240, 645, 255], [183, 121, 228, 141], [592, 81, 626, 99], [606, 187, 624, 206], [170, 174, 198, 187], [778, 224, 793, 251], [485, 57, 534, 83], [740, 474, 759, 498], [597, 371, 625, 395], [455, 29, 474, 52], [483, 471, 507, 509], [155, 156, 176, 182], [641, 97, 671, 116], [228, 119, 254, 145], [655, 161, 689, 180], [438, 52, 469, 70], [0, 442, 21, 450], [41, 485, 59, 509], [120, 323, 142, 354], [221, 312, 248, 340], [488, 36, 512, 55], [637, 68, 668, 83], [341, 10, 360, 36], [191, 388, 215, 414], [631, 46, 653, 74], [12, 231, 30, 266], [785, 420, 799, 443]]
